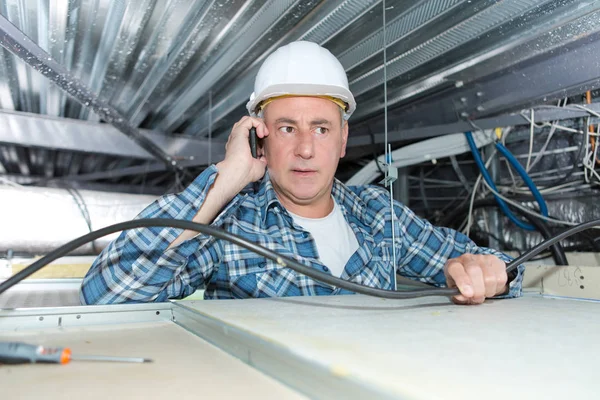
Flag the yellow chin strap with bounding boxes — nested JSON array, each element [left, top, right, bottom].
[[256, 95, 348, 114]]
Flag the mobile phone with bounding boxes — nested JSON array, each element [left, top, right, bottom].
[[249, 127, 261, 193], [249, 127, 257, 158]]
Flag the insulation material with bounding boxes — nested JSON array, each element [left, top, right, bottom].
[[0, 185, 155, 255], [476, 196, 600, 251]]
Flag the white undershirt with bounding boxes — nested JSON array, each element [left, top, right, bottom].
[[288, 200, 359, 277]]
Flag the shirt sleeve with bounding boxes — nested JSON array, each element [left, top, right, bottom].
[[79, 165, 223, 305], [393, 201, 524, 299]]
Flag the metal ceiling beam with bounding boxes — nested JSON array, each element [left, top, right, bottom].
[[351, 0, 600, 122], [32, 158, 208, 184], [349, 0, 551, 98], [117, 0, 218, 124], [44, 163, 178, 183], [0, 173, 167, 195], [348, 103, 600, 147], [0, 13, 176, 169], [0, 110, 225, 162], [338, 0, 468, 72]]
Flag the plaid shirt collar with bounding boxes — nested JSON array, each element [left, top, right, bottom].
[[256, 171, 384, 241]]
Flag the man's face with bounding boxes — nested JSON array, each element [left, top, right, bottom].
[[262, 96, 348, 214]]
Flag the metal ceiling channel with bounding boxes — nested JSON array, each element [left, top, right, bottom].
[[181, 0, 380, 138], [446, 4, 600, 87], [350, 0, 592, 122], [130, 1, 257, 129], [121, 0, 244, 126], [0, 145, 12, 173], [128, 0, 262, 128], [349, 0, 550, 97], [1, 0, 73, 117], [65, 0, 103, 121], [350, 0, 600, 127], [338, 0, 466, 72], [2, 0, 36, 113], [0, 149, 5, 173], [0, 11, 177, 168], [151, 0, 308, 132], [0, 46, 16, 109], [116, 0, 217, 124], [78, 0, 151, 120], [48, 0, 75, 117]]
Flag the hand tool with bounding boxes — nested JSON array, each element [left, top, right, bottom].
[[0, 341, 152, 364]]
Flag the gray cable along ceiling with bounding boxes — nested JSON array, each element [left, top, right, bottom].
[[1, 0, 600, 193]]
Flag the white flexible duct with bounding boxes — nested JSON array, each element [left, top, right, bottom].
[[346, 130, 494, 186], [0, 185, 155, 254]]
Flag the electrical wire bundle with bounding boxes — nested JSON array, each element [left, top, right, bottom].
[[477, 102, 597, 242], [380, 96, 600, 265]]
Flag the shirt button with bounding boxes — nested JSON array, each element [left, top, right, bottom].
[[323, 266, 329, 272]]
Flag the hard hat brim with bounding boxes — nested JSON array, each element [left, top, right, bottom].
[[247, 83, 356, 120]]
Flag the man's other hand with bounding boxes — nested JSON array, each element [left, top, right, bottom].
[[444, 254, 508, 305]]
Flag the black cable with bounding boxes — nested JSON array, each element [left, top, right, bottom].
[[0, 219, 458, 299], [1, 218, 598, 299], [506, 219, 600, 273], [439, 198, 569, 266], [580, 230, 600, 252]]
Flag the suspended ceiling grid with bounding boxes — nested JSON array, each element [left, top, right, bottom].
[[1, 0, 600, 193]]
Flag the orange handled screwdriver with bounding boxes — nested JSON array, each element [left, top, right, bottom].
[[0, 341, 152, 364]]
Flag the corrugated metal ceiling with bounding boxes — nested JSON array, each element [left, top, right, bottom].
[[1, 0, 600, 193]]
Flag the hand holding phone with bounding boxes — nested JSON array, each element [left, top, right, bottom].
[[220, 118, 267, 194]]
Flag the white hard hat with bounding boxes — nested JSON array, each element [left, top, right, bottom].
[[246, 41, 356, 120]]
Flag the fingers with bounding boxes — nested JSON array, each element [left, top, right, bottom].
[[233, 116, 269, 139], [226, 117, 269, 161], [225, 117, 267, 156], [444, 254, 507, 305], [445, 260, 473, 299], [447, 257, 485, 305]]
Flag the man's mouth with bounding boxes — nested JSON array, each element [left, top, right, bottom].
[[292, 168, 317, 175]]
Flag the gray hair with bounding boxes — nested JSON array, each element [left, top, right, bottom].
[[258, 104, 346, 128]]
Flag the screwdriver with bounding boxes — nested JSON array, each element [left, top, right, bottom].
[[0, 341, 152, 364]]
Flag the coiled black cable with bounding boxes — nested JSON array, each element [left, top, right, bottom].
[[0, 218, 599, 298]]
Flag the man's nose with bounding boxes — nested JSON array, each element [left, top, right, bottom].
[[294, 131, 315, 159]]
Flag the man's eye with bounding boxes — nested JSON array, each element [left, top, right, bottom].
[[315, 127, 328, 135], [278, 126, 294, 133]]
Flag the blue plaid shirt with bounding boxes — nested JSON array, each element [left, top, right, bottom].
[[80, 165, 523, 304]]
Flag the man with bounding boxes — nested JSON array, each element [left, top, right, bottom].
[[80, 41, 523, 305]]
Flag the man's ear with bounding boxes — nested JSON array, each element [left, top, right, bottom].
[[340, 121, 349, 158]]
